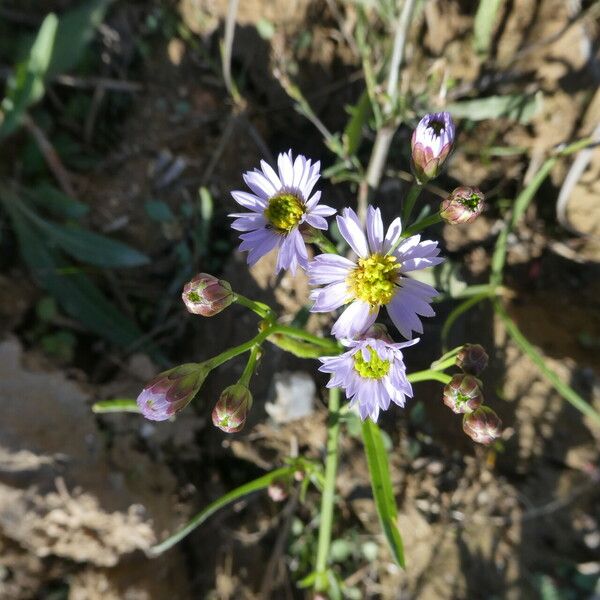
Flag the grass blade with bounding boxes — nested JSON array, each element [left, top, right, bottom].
[[473, 0, 503, 56], [361, 419, 405, 568], [494, 299, 600, 426], [149, 466, 294, 556]]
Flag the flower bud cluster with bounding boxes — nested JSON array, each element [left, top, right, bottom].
[[442, 344, 502, 445]]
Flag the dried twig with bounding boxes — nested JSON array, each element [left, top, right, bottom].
[[357, 0, 417, 222], [22, 114, 75, 197]]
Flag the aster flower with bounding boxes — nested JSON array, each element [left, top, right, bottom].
[[319, 330, 418, 422], [411, 112, 455, 183], [308, 206, 443, 340], [230, 150, 336, 273]]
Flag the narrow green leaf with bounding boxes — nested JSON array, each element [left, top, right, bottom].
[[0, 14, 58, 138], [361, 420, 405, 568], [447, 93, 541, 124], [27, 183, 89, 220], [47, 0, 110, 77], [15, 199, 149, 267], [441, 293, 490, 351], [1, 194, 142, 348], [342, 90, 371, 157], [92, 399, 140, 414], [473, 0, 503, 55], [494, 300, 600, 426], [149, 466, 294, 556]]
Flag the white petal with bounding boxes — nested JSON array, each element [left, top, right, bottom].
[[366, 206, 384, 254], [260, 160, 282, 189], [336, 208, 368, 258], [331, 301, 376, 339], [383, 217, 403, 253], [243, 171, 277, 198], [231, 190, 267, 211], [311, 282, 348, 311]]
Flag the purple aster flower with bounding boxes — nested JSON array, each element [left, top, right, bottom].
[[319, 330, 418, 422], [411, 112, 455, 183], [308, 206, 443, 340], [230, 150, 336, 273]]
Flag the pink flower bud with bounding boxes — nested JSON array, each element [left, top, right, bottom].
[[212, 384, 253, 433], [267, 479, 289, 502], [411, 112, 455, 183], [137, 363, 209, 421], [443, 374, 484, 414], [182, 273, 233, 317], [463, 406, 502, 445], [456, 344, 489, 375], [440, 186, 485, 224]]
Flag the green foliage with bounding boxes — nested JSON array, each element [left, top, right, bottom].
[[92, 399, 140, 414], [0, 14, 58, 139], [149, 466, 295, 556], [447, 93, 542, 124], [473, 0, 503, 56], [361, 419, 405, 568]]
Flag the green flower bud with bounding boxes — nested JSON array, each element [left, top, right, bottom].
[[443, 374, 484, 414], [212, 384, 253, 433], [456, 344, 489, 375], [182, 273, 233, 317], [463, 406, 502, 445], [440, 186, 485, 224]]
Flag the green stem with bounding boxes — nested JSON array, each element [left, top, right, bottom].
[[270, 324, 342, 353], [401, 183, 423, 225], [234, 294, 274, 319], [239, 344, 261, 387], [314, 386, 341, 593], [402, 212, 443, 237], [207, 326, 273, 369], [310, 229, 340, 255], [407, 369, 452, 385], [428, 356, 458, 372]]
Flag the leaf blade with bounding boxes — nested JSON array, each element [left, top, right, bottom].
[[361, 419, 405, 568], [149, 466, 294, 556]]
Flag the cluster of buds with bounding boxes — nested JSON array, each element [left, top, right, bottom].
[[442, 344, 502, 445]]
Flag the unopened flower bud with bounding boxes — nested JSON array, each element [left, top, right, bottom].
[[411, 111, 455, 183], [294, 469, 305, 482], [137, 363, 209, 421], [463, 406, 502, 445], [443, 374, 484, 414], [440, 186, 485, 224], [456, 344, 489, 375], [182, 273, 233, 317], [268, 478, 289, 502], [212, 384, 253, 433]]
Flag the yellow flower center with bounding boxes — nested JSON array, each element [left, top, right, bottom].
[[347, 253, 399, 307], [353, 346, 390, 379], [264, 192, 305, 233]]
